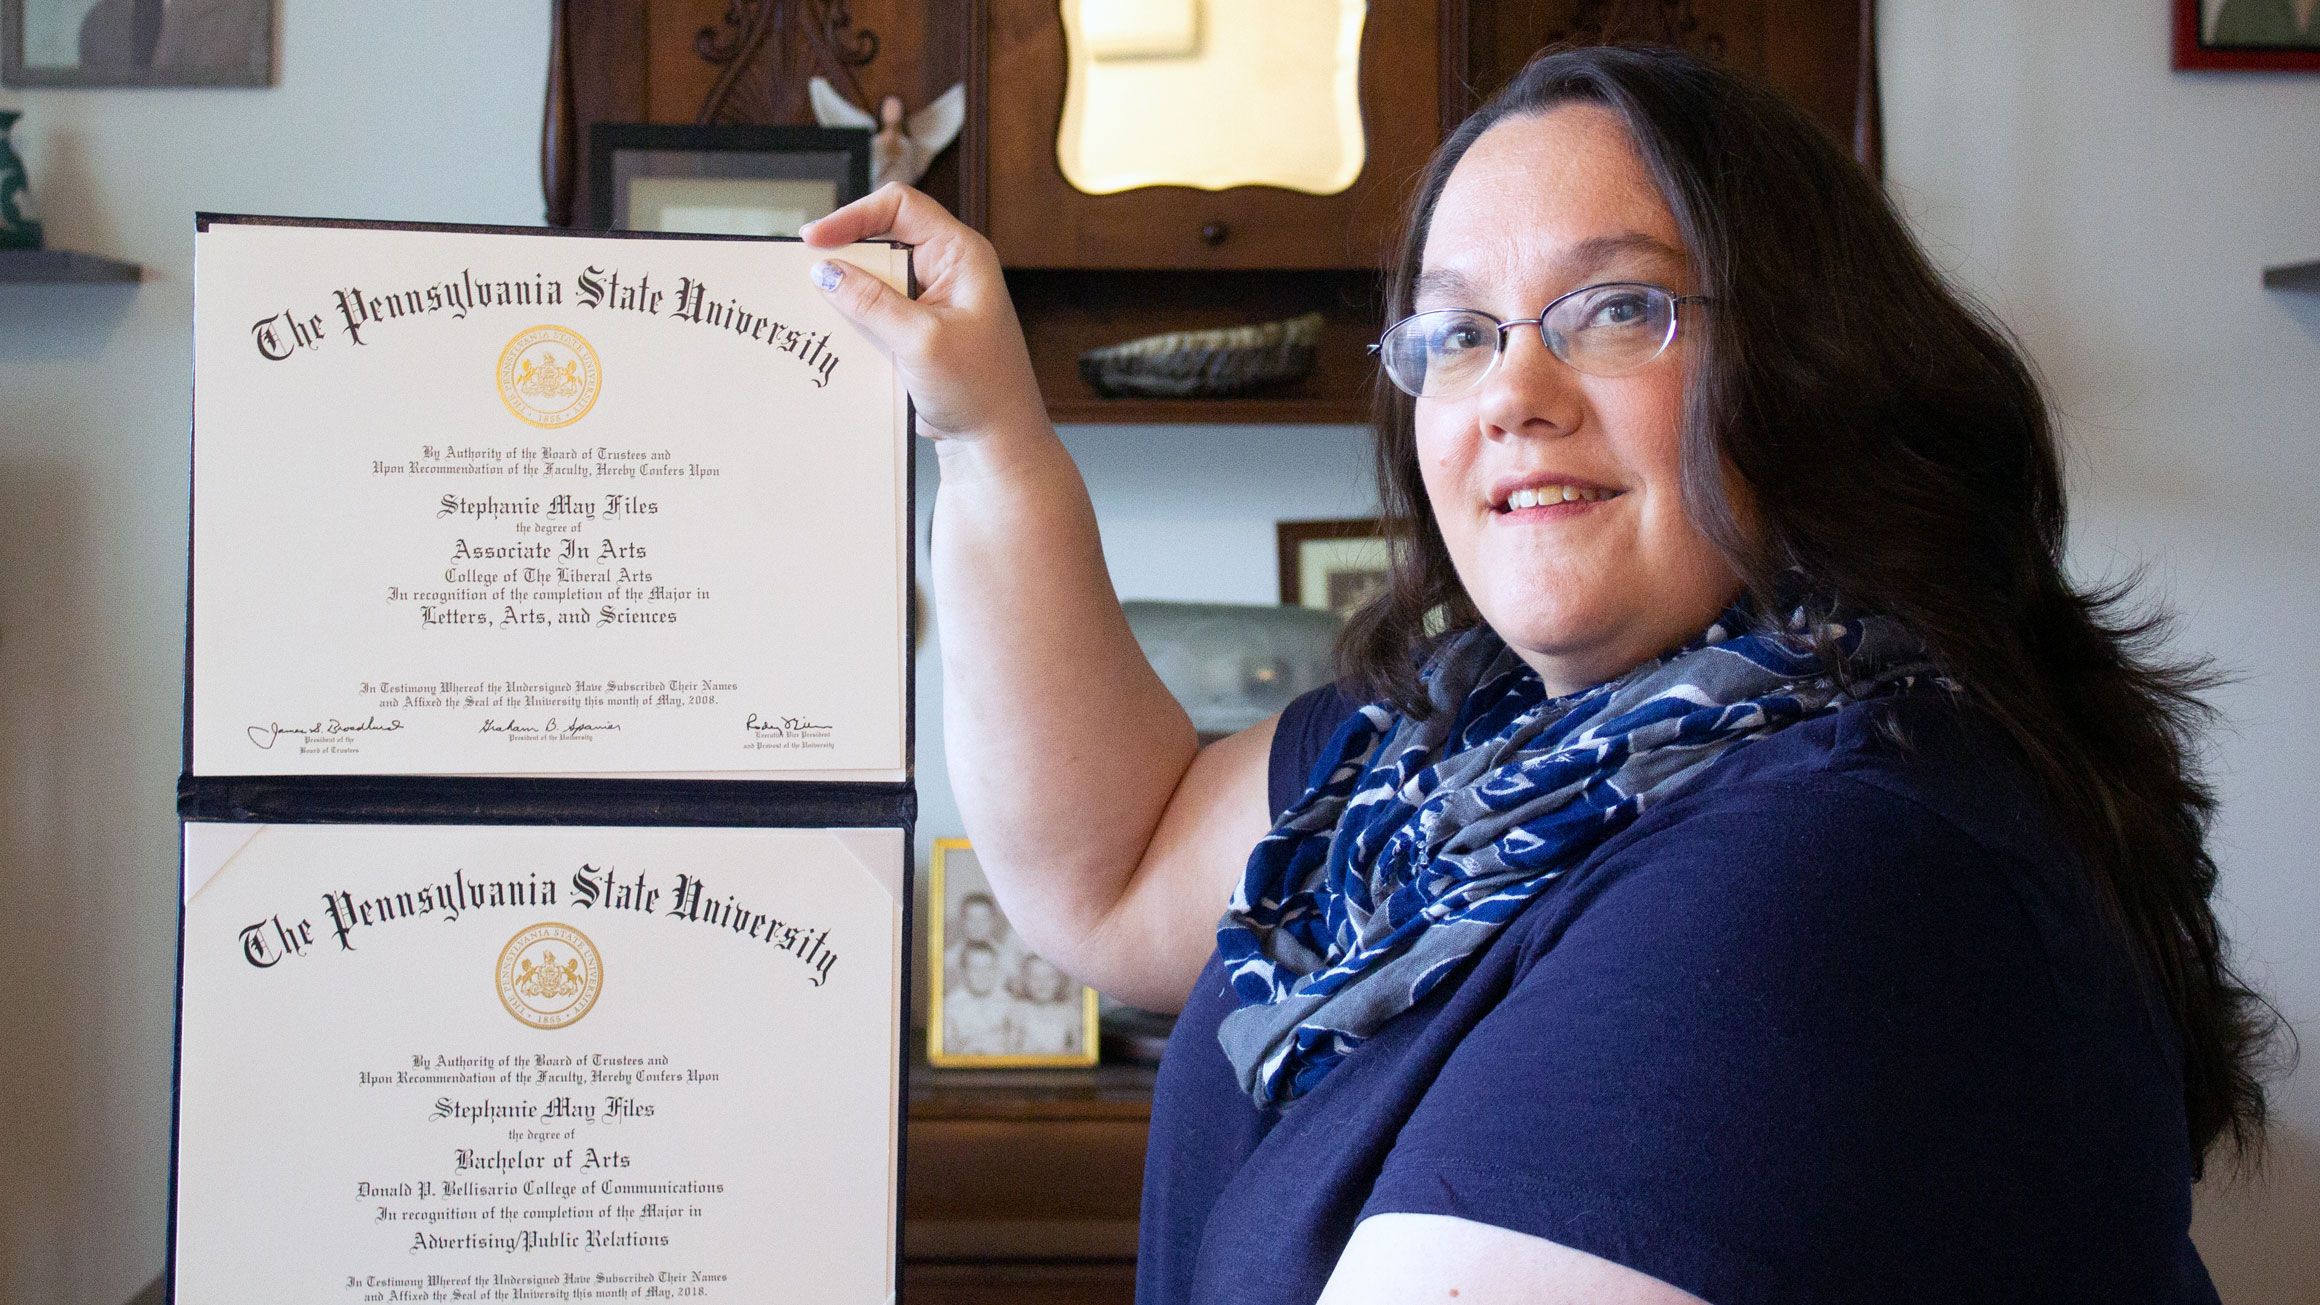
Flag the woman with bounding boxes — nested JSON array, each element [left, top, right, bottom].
[[803, 46, 2270, 1305]]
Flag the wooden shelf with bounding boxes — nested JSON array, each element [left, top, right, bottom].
[[1046, 394, 1371, 426], [911, 1058, 1155, 1121], [1008, 267, 1382, 426], [904, 1260, 1136, 1305], [2263, 261, 2320, 291], [0, 249, 141, 283], [905, 1049, 1151, 1290]]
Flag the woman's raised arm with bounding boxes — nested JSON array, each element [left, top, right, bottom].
[[802, 187, 1272, 1012]]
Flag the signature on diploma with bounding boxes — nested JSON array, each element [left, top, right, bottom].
[[246, 717, 405, 750], [745, 712, 832, 735], [480, 717, 623, 739]]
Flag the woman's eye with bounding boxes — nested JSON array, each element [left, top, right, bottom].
[[1582, 293, 1653, 329], [1432, 319, 1490, 354]]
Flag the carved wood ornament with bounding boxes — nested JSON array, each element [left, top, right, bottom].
[[1550, 0, 1722, 57], [543, 0, 967, 228], [1546, 0, 1880, 173], [693, 0, 880, 127]]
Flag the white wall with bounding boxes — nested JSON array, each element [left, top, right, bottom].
[[3, 1, 2315, 1302], [0, 6, 553, 1303], [1882, 4, 2320, 1300]]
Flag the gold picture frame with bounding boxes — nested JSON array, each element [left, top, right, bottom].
[[927, 839, 1100, 1068]]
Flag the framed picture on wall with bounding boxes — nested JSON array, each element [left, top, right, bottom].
[[927, 839, 1100, 1069], [3, 0, 273, 87], [1278, 518, 1392, 620], [2174, 0, 2320, 69], [589, 124, 872, 237]]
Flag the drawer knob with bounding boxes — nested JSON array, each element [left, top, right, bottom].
[[1199, 221, 1230, 247]]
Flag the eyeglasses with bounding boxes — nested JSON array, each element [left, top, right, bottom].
[[1369, 282, 1708, 399]]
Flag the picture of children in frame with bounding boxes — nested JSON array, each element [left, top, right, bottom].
[[929, 839, 1098, 1066]]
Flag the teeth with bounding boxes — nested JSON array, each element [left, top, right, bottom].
[[1503, 484, 1609, 510]]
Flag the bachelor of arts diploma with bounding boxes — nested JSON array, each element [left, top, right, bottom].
[[173, 823, 904, 1303], [190, 218, 910, 779]]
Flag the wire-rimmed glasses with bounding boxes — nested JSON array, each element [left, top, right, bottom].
[[1369, 282, 1708, 399]]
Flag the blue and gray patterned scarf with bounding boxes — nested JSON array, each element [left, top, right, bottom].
[[1215, 604, 1936, 1109]]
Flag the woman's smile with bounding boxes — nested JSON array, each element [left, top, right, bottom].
[[1490, 475, 1623, 515]]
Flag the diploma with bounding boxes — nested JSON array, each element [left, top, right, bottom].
[[189, 218, 910, 780], [172, 822, 904, 1303]]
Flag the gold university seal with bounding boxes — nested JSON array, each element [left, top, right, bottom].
[[495, 922, 603, 1029], [496, 325, 601, 428]]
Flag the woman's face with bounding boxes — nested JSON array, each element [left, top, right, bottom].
[[1414, 105, 1743, 694]]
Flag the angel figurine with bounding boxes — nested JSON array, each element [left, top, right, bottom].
[[808, 77, 967, 192]]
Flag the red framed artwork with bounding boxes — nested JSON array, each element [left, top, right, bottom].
[[2175, 0, 2320, 69]]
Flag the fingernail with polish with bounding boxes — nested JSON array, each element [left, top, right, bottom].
[[811, 261, 843, 292]]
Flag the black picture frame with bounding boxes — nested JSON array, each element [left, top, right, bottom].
[[173, 211, 924, 1302], [183, 211, 920, 803], [588, 123, 872, 236], [169, 818, 917, 1305], [2, 0, 273, 88]]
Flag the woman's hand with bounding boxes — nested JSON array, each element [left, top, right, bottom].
[[800, 184, 1045, 442]]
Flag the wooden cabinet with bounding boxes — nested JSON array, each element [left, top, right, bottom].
[[962, 0, 1880, 424], [904, 1062, 1154, 1305], [963, 0, 1454, 423], [543, 0, 974, 228], [545, 0, 1880, 425], [1467, 0, 1883, 172]]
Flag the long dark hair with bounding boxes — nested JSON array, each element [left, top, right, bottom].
[[1342, 44, 2278, 1169]]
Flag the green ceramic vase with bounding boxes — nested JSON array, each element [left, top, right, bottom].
[[0, 110, 45, 251]]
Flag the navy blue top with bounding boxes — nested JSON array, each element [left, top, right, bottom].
[[1136, 684, 2218, 1305]]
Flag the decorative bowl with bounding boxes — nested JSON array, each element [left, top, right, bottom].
[[1078, 312, 1325, 399]]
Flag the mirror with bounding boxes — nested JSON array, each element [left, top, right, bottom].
[[1056, 0, 1368, 196]]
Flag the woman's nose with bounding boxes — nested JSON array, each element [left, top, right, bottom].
[[1473, 325, 1584, 440]]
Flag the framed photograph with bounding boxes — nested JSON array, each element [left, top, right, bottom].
[[928, 838, 1100, 1068], [2174, 0, 2320, 70], [1278, 518, 1391, 619], [3, 0, 272, 87], [589, 123, 872, 237]]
